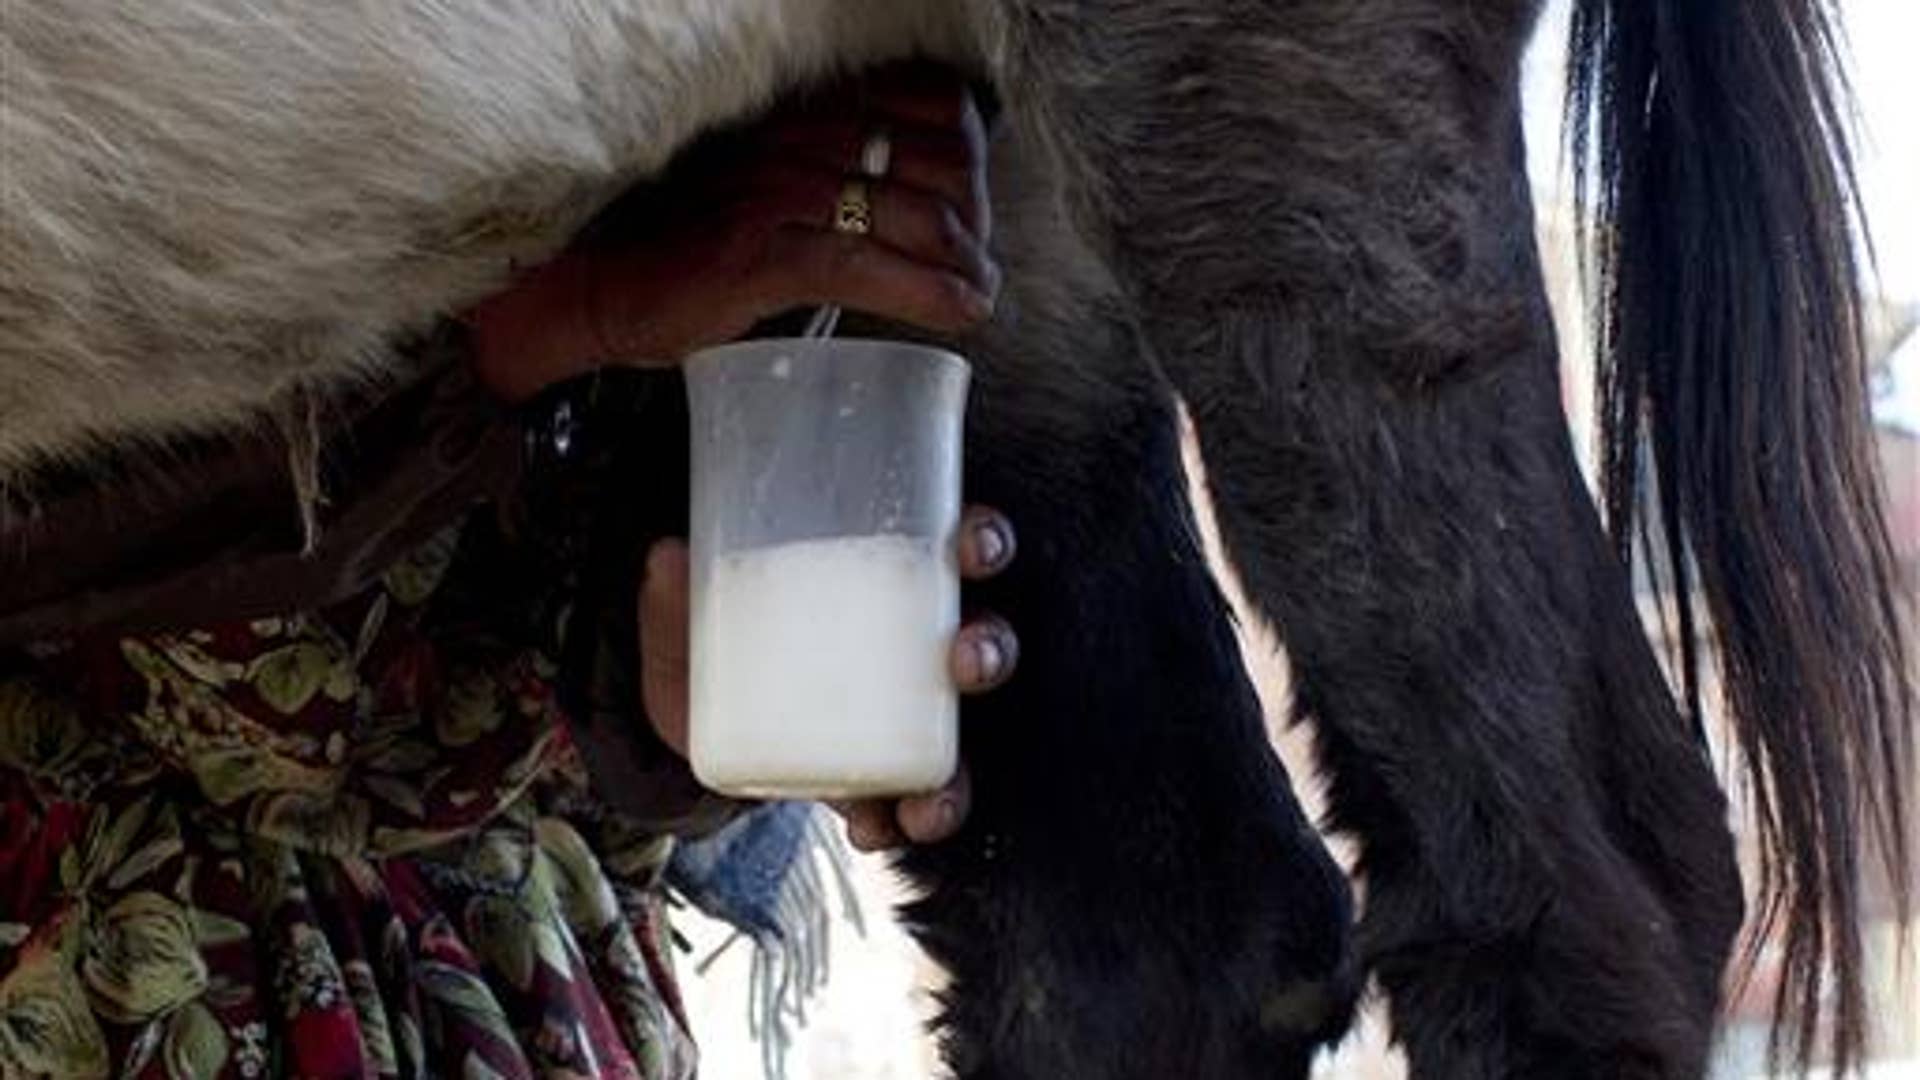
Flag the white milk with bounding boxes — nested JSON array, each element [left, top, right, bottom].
[[689, 534, 958, 799]]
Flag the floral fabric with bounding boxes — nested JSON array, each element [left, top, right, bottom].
[[0, 522, 699, 1079]]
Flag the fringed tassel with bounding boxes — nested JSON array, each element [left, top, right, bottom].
[[674, 804, 863, 1080], [743, 808, 863, 1080], [275, 383, 327, 554]]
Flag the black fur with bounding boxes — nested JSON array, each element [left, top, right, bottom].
[[868, 1, 1909, 1076]]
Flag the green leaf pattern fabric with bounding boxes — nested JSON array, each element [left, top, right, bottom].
[[0, 524, 699, 1078]]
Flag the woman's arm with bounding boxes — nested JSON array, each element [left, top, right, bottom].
[[0, 337, 515, 645]]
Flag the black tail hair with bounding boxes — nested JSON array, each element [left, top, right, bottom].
[[1568, 0, 1913, 1071]]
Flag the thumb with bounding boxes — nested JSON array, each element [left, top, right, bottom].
[[639, 538, 693, 757]]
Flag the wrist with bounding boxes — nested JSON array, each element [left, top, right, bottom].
[[464, 250, 604, 404]]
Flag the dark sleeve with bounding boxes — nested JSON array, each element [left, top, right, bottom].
[[0, 336, 521, 645], [566, 615, 747, 839], [1, 338, 741, 837], [512, 366, 749, 839]]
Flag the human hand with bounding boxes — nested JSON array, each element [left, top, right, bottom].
[[637, 506, 1018, 850], [466, 62, 997, 402]]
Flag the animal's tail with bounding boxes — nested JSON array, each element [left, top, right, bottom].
[[1568, 0, 1913, 1071]]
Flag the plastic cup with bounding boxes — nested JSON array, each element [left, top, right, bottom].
[[684, 338, 970, 799]]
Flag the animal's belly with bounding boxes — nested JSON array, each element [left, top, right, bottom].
[[0, 1, 985, 478]]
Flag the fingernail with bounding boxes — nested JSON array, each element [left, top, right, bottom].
[[645, 542, 677, 578], [933, 796, 962, 835], [962, 287, 994, 322], [973, 517, 1009, 569], [968, 634, 1005, 685]]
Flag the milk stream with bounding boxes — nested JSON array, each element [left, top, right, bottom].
[[689, 534, 958, 799]]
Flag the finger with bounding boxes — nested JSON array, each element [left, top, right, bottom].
[[868, 77, 990, 239], [755, 225, 994, 334], [639, 539, 692, 757], [769, 64, 987, 186], [777, 61, 981, 143], [862, 77, 990, 240], [885, 130, 990, 239], [759, 124, 987, 236], [830, 799, 907, 852], [863, 64, 988, 152], [864, 180, 997, 294], [896, 766, 970, 845], [730, 165, 993, 294], [957, 506, 1016, 579], [953, 614, 1018, 693]]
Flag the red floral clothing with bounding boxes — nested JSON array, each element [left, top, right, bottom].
[[0, 522, 700, 1079]]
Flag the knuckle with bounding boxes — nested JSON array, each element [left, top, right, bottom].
[[933, 203, 969, 252], [934, 272, 984, 324], [980, 256, 1005, 299], [914, 145, 975, 199]]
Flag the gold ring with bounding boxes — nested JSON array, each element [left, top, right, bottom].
[[833, 177, 873, 235]]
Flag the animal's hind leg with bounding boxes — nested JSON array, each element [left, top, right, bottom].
[[993, 1, 1743, 1073], [878, 132, 1356, 1074], [1178, 318, 1742, 1077], [899, 365, 1356, 1079]]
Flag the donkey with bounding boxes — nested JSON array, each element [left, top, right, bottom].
[[2, 0, 1909, 1076]]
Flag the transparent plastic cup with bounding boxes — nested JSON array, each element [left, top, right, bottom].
[[684, 338, 970, 799]]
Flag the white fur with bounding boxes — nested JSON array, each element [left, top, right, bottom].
[[0, 1, 986, 481]]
